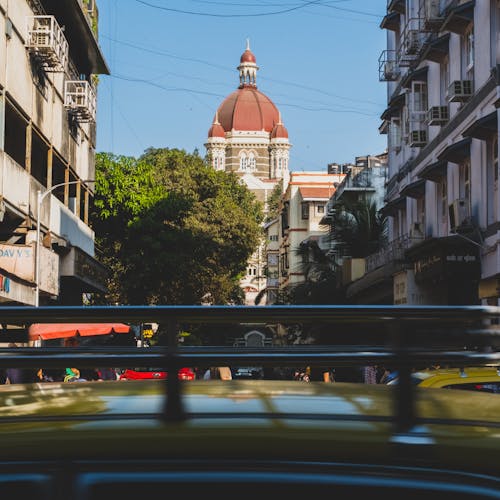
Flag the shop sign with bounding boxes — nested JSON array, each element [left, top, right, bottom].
[[414, 251, 479, 284], [0, 244, 34, 282]]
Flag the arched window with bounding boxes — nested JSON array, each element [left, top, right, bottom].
[[248, 152, 256, 171], [240, 153, 248, 171]]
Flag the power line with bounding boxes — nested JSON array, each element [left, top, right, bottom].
[[107, 73, 379, 116], [133, 0, 328, 17], [102, 35, 383, 108]]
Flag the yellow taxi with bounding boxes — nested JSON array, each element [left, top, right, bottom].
[[387, 366, 500, 393]]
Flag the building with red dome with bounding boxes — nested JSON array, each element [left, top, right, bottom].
[[205, 42, 291, 187], [205, 42, 291, 305]]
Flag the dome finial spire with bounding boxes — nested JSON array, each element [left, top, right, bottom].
[[238, 40, 258, 88]]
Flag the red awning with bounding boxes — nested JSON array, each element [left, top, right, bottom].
[[29, 323, 130, 341]]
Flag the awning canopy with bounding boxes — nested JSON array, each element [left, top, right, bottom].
[[441, 0, 475, 35], [402, 66, 428, 88], [400, 178, 426, 199], [418, 160, 448, 182], [437, 137, 472, 164], [29, 323, 131, 341], [421, 34, 450, 63], [463, 111, 498, 140], [380, 196, 406, 217], [380, 11, 400, 31], [380, 93, 405, 120]]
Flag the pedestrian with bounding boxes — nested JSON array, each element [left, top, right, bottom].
[[5, 343, 38, 384], [363, 365, 378, 384], [308, 366, 332, 382], [203, 367, 232, 380]]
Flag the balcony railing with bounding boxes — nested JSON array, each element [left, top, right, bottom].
[[378, 50, 400, 82]]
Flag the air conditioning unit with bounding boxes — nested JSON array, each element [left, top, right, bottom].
[[449, 198, 471, 232], [404, 30, 421, 55], [384, 61, 399, 81], [26, 15, 69, 72], [427, 106, 449, 125], [447, 81, 473, 102], [422, 0, 443, 30], [64, 80, 96, 122], [409, 129, 427, 147]]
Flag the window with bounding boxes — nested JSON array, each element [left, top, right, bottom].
[[390, 117, 402, 152], [317, 204, 325, 214], [440, 56, 450, 105], [239, 153, 248, 171], [487, 136, 498, 225], [409, 81, 428, 136], [301, 202, 309, 220], [248, 152, 256, 171], [440, 179, 447, 221], [460, 159, 471, 208], [463, 25, 474, 80]]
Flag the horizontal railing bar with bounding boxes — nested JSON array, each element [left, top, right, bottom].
[[1, 305, 500, 324], [0, 349, 498, 369]]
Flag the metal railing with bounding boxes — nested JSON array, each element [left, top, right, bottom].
[[1, 305, 500, 436]]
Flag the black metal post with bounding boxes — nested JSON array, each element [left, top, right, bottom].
[[162, 318, 186, 422]]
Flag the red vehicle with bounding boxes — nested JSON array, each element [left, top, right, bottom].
[[119, 367, 195, 381]]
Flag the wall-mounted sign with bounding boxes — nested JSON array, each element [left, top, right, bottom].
[[0, 244, 34, 281]]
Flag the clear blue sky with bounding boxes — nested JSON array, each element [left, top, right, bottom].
[[96, 0, 387, 171]]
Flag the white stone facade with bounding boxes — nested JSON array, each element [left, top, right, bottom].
[[378, 0, 500, 305]]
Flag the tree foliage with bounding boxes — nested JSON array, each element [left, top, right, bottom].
[[329, 199, 387, 258], [91, 148, 263, 305], [287, 240, 341, 305], [265, 179, 283, 223]]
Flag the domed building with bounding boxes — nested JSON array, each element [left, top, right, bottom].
[[205, 42, 291, 305], [206, 42, 291, 189]]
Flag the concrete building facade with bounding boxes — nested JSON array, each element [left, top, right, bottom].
[[365, 0, 500, 305], [277, 172, 345, 293], [0, 0, 108, 305]]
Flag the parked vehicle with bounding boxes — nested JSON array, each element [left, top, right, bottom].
[[232, 366, 264, 379], [119, 367, 195, 381], [387, 366, 500, 393]]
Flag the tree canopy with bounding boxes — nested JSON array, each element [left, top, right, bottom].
[[91, 148, 263, 305]]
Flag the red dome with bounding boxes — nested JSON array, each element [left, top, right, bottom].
[[240, 49, 256, 63], [208, 120, 225, 138], [217, 87, 279, 132], [271, 123, 288, 139]]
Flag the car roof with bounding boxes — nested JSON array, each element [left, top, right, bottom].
[[1, 380, 500, 470]]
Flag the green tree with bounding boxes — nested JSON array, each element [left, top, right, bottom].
[[330, 199, 387, 258], [91, 148, 263, 305], [287, 239, 340, 305], [265, 179, 283, 222]]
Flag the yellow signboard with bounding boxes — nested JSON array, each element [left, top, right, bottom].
[[142, 327, 154, 339]]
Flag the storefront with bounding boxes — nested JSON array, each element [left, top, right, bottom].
[[405, 236, 480, 305]]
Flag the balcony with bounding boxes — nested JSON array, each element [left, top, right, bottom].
[[365, 234, 422, 273], [378, 50, 400, 82]]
